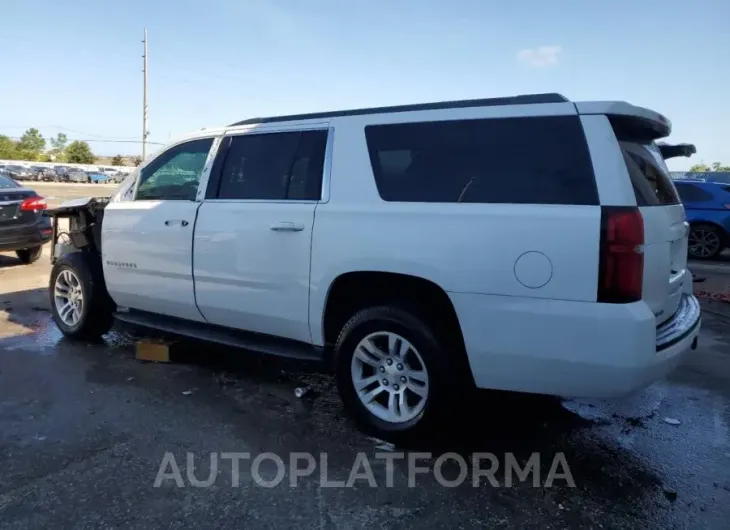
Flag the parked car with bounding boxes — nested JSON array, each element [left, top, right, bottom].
[[29, 166, 56, 181], [674, 179, 730, 259], [45, 93, 701, 439], [66, 169, 89, 183], [97, 167, 118, 177], [86, 171, 110, 184], [108, 171, 126, 184], [52, 166, 72, 182], [0, 173, 51, 263], [4, 165, 32, 181]]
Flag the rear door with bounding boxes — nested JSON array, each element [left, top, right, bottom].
[[618, 136, 687, 325], [193, 126, 329, 343]]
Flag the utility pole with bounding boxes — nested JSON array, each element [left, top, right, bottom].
[[142, 29, 148, 159]]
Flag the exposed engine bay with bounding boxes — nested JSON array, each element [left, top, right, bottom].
[[44, 197, 109, 263]]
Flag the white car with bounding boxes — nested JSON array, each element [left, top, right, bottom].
[[46, 93, 701, 439]]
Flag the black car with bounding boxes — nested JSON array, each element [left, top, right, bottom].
[[0, 174, 52, 264]]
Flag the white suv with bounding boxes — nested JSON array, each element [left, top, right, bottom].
[[47, 93, 701, 438]]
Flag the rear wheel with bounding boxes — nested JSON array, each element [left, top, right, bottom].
[[688, 223, 725, 259], [334, 306, 458, 440], [49, 252, 115, 340], [16, 246, 43, 264]]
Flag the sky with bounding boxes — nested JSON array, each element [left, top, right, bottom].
[[1, 0, 728, 170]]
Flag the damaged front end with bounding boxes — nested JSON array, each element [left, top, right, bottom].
[[44, 197, 109, 264]]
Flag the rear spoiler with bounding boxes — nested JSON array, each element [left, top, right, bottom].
[[656, 143, 696, 160]]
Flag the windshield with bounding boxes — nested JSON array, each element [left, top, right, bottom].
[[0, 175, 20, 188]]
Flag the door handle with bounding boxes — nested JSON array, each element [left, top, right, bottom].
[[270, 222, 304, 232], [165, 220, 189, 227]]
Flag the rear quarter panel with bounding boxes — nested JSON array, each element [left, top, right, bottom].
[[309, 111, 602, 346]]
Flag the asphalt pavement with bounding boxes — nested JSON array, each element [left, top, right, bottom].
[[1, 185, 730, 529]]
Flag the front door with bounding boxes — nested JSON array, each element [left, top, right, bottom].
[[102, 136, 216, 321]]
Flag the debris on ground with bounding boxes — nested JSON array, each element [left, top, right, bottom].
[[294, 387, 310, 398], [367, 436, 396, 452], [136, 339, 175, 362], [664, 417, 681, 426], [663, 487, 678, 502], [182, 390, 193, 396]]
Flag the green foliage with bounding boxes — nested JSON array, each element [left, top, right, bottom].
[[0, 135, 19, 159], [49, 133, 69, 160], [110, 154, 125, 166], [689, 162, 730, 172], [66, 141, 96, 164], [17, 128, 46, 156]]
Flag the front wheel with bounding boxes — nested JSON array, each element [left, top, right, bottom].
[[16, 246, 43, 264], [688, 224, 725, 260], [334, 306, 458, 440], [49, 252, 115, 340]]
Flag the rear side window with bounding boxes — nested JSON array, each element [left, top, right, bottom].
[[216, 130, 327, 200], [364, 116, 598, 205], [614, 135, 679, 206], [674, 183, 714, 203]]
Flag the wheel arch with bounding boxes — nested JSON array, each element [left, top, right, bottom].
[[319, 270, 470, 377]]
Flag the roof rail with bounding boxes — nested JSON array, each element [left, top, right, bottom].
[[229, 93, 569, 126]]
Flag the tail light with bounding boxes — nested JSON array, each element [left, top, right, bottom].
[[19, 196, 47, 212], [598, 206, 644, 303]]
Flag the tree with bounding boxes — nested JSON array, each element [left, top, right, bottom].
[[689, 162, 730, 172], [66, 141, 96, 164], [131, 156, 143, 166], [17, 128, 46, 156], [50, 133, 68, 152], [48, 133, 69, 162], [110, 154, 125, 166], [0, 135, 19, 159]]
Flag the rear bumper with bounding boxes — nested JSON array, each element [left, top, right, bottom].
[[449, 291, 701, 399], [0, 219, 53, 252]]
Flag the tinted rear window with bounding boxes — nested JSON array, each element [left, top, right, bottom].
[[0, 175, 19, 188], [364, 116, 598, 205], [613, 124, 680, 206]]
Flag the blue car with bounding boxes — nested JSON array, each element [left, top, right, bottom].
[[674, 179, 730, 259], [86, 171, 109, 183]]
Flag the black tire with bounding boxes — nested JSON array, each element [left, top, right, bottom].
[[16, 246, 43, 264], [49, 252, 115, 340], [334, 306, 460, 441], [688, 223, 725, 260]]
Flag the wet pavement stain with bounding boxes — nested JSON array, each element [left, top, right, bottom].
[[2, 289, 730, 527]]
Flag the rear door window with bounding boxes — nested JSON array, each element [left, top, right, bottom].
[[215, 130, 327, 201], [364, 116, 598, 205]]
